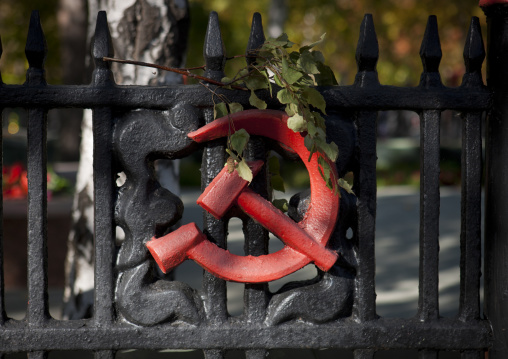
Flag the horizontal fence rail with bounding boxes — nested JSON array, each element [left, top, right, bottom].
[[0, 3, 500, 358]]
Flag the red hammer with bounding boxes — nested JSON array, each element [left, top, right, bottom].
[[147, 160, 338, 274]]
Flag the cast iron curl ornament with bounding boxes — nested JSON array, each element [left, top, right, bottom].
[[147, 109, 340, 283]]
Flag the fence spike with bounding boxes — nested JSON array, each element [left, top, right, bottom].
[[464, 17, 485, 74], [355, 14, 379, 72], [420, 16, 442, 73], [92, 11, 114, 66], [246, 13, 265, 66], [25, 11, 47, 71], [24, 11, 47, 85], [91, 11, 114, 85], [203, 11, 226, 80]]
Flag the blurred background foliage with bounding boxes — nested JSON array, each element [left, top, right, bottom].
[[186, 0, 485, 86], [0, 0, 61, 84], [0, 0, 485, 188], [0, 0, 486, 86]]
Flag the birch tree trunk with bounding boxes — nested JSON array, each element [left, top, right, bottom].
[[268, 0, 287, 38], [62, 0, 190, 319]]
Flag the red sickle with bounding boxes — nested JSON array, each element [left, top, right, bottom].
[[147, 109, 339, 283]]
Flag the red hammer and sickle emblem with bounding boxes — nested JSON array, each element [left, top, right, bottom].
[[147, 109, 340, 283]]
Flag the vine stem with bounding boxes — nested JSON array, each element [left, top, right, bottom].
[[102, 57, 247, 91]]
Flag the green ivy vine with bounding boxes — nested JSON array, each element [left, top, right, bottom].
[[104, 33, 353, 200]]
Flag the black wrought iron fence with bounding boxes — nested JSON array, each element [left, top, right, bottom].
[[0, 2, 507, 358]]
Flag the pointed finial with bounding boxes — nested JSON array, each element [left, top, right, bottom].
[[203, 11, 226, 80], [354, 14, 379, 86], [25, 11, 47, 70], [25, 11, 47, 85], [420, 16, 442, 73], [92, 11, 114, 65], [464, 17, 485, 74], [419, 16, 442, 87], [356, 14, 379, 72], [246, 13, 265, 66], [91, 11, 115, 85], [461, 17, 485, 87]]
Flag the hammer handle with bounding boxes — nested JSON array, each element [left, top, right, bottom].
[[236, 188, 338, 271]]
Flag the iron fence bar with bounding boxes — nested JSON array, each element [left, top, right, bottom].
[[91, 12, 116, 327], [27, 107, 50, 325], [25, 10, 50, 326], [0, 85, 491, 111], [242, 14, 269, 359], [352, 14, 379, 322], [202, 12, 228, 359], [417, 16, 442, 323], [458, 16, 485, 324], [458, 111, 483, 323], [481, 2, 508, 358], [352, 110, 377, 322], [417, 110, 441, 322], [0, 319, 491, 351]]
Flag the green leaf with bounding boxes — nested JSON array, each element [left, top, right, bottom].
[[282, 56, 289, 73], [316, 138, 339, 162], [300, 33, 326, 53], [283, 66, 304, 85], [298, 51, 320, 75], [338, 178, 354, 195], [214, 102, 228, 119], [302, 87, 326, 114], [230, 128, 250, 156], [274, 33, 295, 48], [276, 33, 289, 42], [259, 69, 273, 96], [249, 91, 267, 109], [273, 73, 285, 87], [314, 62, 338, 86], [287, 113, 307, 132], [289, 51, 300, 62], [313, 111, 326, 129], [272, 198, 289, 212], [277, 88, 296, 105], [236, 159, 253, 183], [270, 174, 285, 193], [317, 156, 332, 189], [238, 68, 250, 78], [307, 121, 317, 136], [312, 51, 325, 63], [244, 75, 269, 91], [229, 102, 243, 114], [285, 104, 296, 117], [268, 155, 281, 174], [221, 76, 233, 84], [262, 35, 294, 50], [304, 134, 314, 151]]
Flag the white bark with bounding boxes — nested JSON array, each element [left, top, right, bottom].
[[268, 0, 288, 38], [63, 0, 189, 319]]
